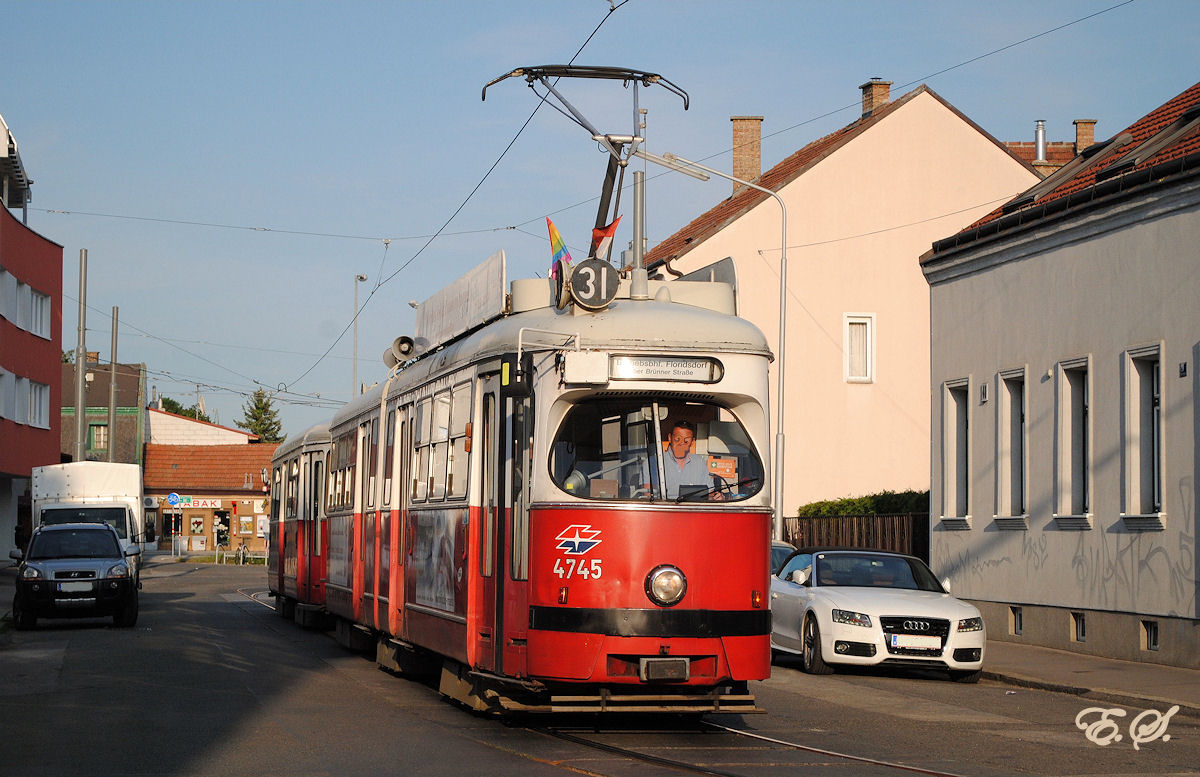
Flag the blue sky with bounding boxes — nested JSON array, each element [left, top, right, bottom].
[[2, 0, 1195, 437]]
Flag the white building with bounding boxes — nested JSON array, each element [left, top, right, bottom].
[[922, 81, 1200, 667], [645, 80, 1039, 514]]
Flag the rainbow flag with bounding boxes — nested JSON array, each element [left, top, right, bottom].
[[547, 217, 572, 278]]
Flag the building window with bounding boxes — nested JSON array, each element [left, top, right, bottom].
[[942, 379, 970, 519], [30, 290, 51, 338], [1141, 620, 1159, 652], [1056, 359, 1091, 516], [0, 267, 14, 321], [0, 368, 13, 420], [843, 314, 875, 383], [1123, 346, 1162, 516], [996, 369, 1026, 517], [16, 281, 32, 331], [1071, 611, 1086, 643], [1009, 606, 1023, 636], [89, 423, 109, 452]]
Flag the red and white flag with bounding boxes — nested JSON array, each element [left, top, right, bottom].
[[590, 215, 622, 260]]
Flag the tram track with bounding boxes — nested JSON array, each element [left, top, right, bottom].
[[245, 580, 966, 776], [534, 719, 969, 777]]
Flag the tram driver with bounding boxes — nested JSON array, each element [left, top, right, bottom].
[[662, 420, 725, 502]]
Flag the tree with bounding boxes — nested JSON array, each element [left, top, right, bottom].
[[236, 388, 285, 443], [160, 395, 212, 423]]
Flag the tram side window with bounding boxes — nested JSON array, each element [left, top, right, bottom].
[[447, 383, 471, 499], [411, 398, 431, 502], [549, 398, 765, 503], [312, 458, 324, 555], [361, 420, 377, 510], [286, 460, 299, 519], [325, 445, 337, 512], [271, 466, 282, 520], [430, 391, 451, 500], [342, 431, 357, 510], [383, 409, 395, 506]]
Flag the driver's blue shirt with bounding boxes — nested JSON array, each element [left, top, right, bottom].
[[663, 452, 710, 499]]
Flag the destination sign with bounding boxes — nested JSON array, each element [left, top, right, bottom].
[[609, 356, 722, 383]]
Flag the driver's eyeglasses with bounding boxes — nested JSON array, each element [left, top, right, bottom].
[[670, 434, 694, 444]]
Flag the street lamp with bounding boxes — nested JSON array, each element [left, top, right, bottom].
[[353, 273, 368, 398], [634, 149, 789, 539]]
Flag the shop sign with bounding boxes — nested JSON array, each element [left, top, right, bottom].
[[174, 496, 223, 509]]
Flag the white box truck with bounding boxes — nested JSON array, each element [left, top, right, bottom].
[[31, 462, 145, 581]]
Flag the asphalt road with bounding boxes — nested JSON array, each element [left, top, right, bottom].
[[2, 562, 1197, 777]]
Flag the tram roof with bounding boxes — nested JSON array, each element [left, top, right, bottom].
[[272, 421, 332, 460], [332, 276, 771, 429]]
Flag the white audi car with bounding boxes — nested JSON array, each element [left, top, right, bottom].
[[770, 548, 985, 682]]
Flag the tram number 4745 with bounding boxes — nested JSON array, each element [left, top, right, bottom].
[[553, 557, 604, 580]]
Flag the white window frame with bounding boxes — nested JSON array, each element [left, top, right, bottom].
[[1054, 357, 1092, 522], [28, 381, 50, 429], [0, 267, 15, 322], [995, 368, 1027, 523], [1122, 344, 1164, 519], [843, 313, 875, 383], [90, 422, 110, 451], [941, 378, 971, 522], [0, 368, 13, 420], [30, 289, 51, 339], [16, 280, 32, 331]]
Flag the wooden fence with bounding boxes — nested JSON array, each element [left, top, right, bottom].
[[781, 513, 930, 563]]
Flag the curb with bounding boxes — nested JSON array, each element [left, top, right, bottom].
[[986, 670, 1200, 720]]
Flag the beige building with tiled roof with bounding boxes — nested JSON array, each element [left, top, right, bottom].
[[922, 81, 1200, 668], [645, 79, 1039, 515], [143, 443, 277, 554]]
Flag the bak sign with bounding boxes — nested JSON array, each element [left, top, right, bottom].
[[173, 496, 223, 509]]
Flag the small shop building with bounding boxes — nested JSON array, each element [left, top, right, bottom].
[[143, 443, 277, 554]]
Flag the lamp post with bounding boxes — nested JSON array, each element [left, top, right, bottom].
[[353, 273, 367, 398], [634, 150, 789, 539]]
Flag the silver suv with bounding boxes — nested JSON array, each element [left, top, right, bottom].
[[9, 522, 140, 629]]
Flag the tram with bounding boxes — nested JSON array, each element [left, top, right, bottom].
[[267, 422, 331, 627], [269, 248, 775, 713]]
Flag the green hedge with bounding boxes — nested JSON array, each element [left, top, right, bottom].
[[795, 490, 930, 518]]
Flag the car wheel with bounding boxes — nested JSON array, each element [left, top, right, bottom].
[[801, 615, 834, 675], [950, 668, 982, 684], [114, 591, 139, 628], [12, 596, 36, 630]]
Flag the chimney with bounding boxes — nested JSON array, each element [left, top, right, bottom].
[[1034, 120, 1047, 164], [860, 78, 892, 118], [1074, 119, 1097, 153], [730, 116, 763, 193]]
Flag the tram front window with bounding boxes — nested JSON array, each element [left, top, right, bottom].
[[551, 398, 764, 503]]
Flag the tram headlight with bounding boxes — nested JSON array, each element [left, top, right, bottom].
[[645, 565, 687, 607]]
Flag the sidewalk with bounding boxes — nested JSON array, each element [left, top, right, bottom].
[[2, 558, 1198, 716], [982, 639, 1200, 717]]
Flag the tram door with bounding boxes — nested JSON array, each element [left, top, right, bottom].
[[306, 452, 326, 604], [501, 391, 532, 677], [476, 377, 500, 673]]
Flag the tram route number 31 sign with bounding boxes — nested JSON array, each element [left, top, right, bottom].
[[570, 258, 619, 311]]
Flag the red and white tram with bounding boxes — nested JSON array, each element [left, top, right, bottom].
[[270, 250, 775, 713], [267, 422, 331, 627]]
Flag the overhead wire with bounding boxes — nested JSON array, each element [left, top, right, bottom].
[[42, 0, 1131, 403], [283, 0, 632, 392]]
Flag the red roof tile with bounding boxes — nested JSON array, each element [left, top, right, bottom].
[[143, 443, 278, 493], [944, 81, 1200, 243], [644, 84, 1031, 268]]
